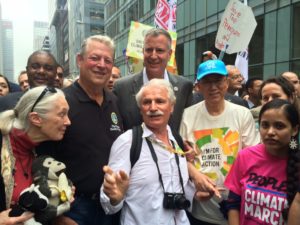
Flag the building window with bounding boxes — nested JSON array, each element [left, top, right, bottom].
[[293, 3, 300, 59], [150, 0, 157, 10], [90, 25, 104, 35], [176, 44, 184, 75], [107, 0, 116, 18], [249, 17, 264, 65], [138, 0, 144, 18], [90, 9, 104, 20]]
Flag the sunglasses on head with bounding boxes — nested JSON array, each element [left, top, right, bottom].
[[30, 86, 57, 112]]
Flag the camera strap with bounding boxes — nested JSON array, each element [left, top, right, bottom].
[[145, 138, 186, 194]]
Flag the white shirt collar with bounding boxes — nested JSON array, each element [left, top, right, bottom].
[[142, 67, 169, 84], [141, 123, 176, 143]]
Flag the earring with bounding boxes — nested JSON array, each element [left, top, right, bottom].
[[289, 136, 298, 151]]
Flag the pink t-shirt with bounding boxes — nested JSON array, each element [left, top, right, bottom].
[[224, 144, 288, 225]]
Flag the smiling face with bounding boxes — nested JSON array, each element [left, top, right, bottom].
[[260, 108, 298, 157], [139, 85, 174, 133], [143, 34, 172, 79], [38, 96, 71, 141], [26, 53, 57, 88], [77, 40, 114, 89], [197, 74, 228, 105]]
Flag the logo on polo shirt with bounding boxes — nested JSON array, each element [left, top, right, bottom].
[[111, 112, 118, 125]]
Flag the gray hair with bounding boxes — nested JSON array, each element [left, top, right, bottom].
[[0, 86, 65, 134], [135, 79, 176, 108], [144, 28, 172, 50], [79, 35, 115, 58]]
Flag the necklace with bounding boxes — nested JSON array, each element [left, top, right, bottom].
[[147, 137, 186, 156]]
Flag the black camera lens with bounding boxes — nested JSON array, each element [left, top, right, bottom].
[[174, 194, 191, 210]]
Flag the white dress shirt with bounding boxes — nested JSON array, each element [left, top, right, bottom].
[[100, 124, 194, 225], [142, 67, 170, 84]]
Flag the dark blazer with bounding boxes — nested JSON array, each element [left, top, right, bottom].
[[113, 71, 193, 131]]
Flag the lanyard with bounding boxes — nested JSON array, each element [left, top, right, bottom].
[[145, 138, 186, 194]]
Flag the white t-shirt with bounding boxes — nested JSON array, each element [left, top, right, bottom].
[[180, 100, 260, 224]]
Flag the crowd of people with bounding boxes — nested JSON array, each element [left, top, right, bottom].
[[0, 28, 300, 225]]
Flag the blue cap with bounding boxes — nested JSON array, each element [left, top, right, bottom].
[[196, 60, 228, 81]]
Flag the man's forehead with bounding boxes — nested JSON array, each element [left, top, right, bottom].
[[30, 53, 55, 64], [229, 68, 240, 75], [142, 86, 168, 97]]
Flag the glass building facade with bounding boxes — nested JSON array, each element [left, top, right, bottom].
[[105, 0, 300, 81], [49, 0, 105, 77]]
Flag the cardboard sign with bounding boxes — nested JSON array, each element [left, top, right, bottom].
[[215, 0, 257, 54], [126, 21, 177, 67]]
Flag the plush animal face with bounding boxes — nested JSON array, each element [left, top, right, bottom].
[[32, 156, 66, 180], [42, 157, 66, 180]]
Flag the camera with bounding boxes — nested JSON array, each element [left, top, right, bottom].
[[163, 193, 191, 210]]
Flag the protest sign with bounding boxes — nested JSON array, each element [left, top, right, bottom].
[[215, 0, 257, 54], [126, 21, 177, 67]]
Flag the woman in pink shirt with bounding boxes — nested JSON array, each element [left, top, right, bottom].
[[225, 99, 300, 225]]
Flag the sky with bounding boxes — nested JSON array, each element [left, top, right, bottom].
[[0, 0, 48, 81]]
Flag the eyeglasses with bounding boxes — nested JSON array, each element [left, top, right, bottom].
[[31, 86, 57, 112]]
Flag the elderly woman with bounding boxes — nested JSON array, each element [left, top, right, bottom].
[[0, 86, 70, 224], [0, 74, 11, 97]]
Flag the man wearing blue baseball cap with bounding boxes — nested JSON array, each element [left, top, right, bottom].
[[180, 60, 259, 225]]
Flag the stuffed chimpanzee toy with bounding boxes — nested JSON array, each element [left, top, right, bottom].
[[10, 155, 73, 225]]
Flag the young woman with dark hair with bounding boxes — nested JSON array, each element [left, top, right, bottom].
[[225, 99, 300, 225], [0, 74, 11, 97]]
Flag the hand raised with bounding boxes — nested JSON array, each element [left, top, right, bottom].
[[103, 165, 129, 206]]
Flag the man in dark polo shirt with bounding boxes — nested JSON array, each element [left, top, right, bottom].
[[39, 35, 123, 225]]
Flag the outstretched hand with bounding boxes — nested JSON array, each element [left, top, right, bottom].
[[0, 209, 33, 225], [103, 165, 129, 206]]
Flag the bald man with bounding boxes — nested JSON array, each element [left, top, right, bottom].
[[281, 71, 300, 98], [226, 65, 244, 95]]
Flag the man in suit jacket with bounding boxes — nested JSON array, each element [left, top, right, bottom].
[[114, 28, 193, 131]]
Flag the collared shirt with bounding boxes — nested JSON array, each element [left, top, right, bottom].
[[38, 81, 123, 195], [100, 124, 193, 225], [142, 67, 169, 84]]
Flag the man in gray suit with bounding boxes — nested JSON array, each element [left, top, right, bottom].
[[114, 28, 193, 131]]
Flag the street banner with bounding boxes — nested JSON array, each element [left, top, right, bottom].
[[154, 0, 178, 74], [154, 0, 177, 32], [215, 0, 257, 54], [126, 21, 177, 67]]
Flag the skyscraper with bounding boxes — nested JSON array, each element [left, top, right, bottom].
[[33, 21, 49, 51], [1, 20, 14, 81]]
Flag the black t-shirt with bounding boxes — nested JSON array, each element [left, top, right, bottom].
[[38, 81, 123, 195]]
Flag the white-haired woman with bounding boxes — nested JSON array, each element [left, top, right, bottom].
[[0, 86, 70, 224]]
